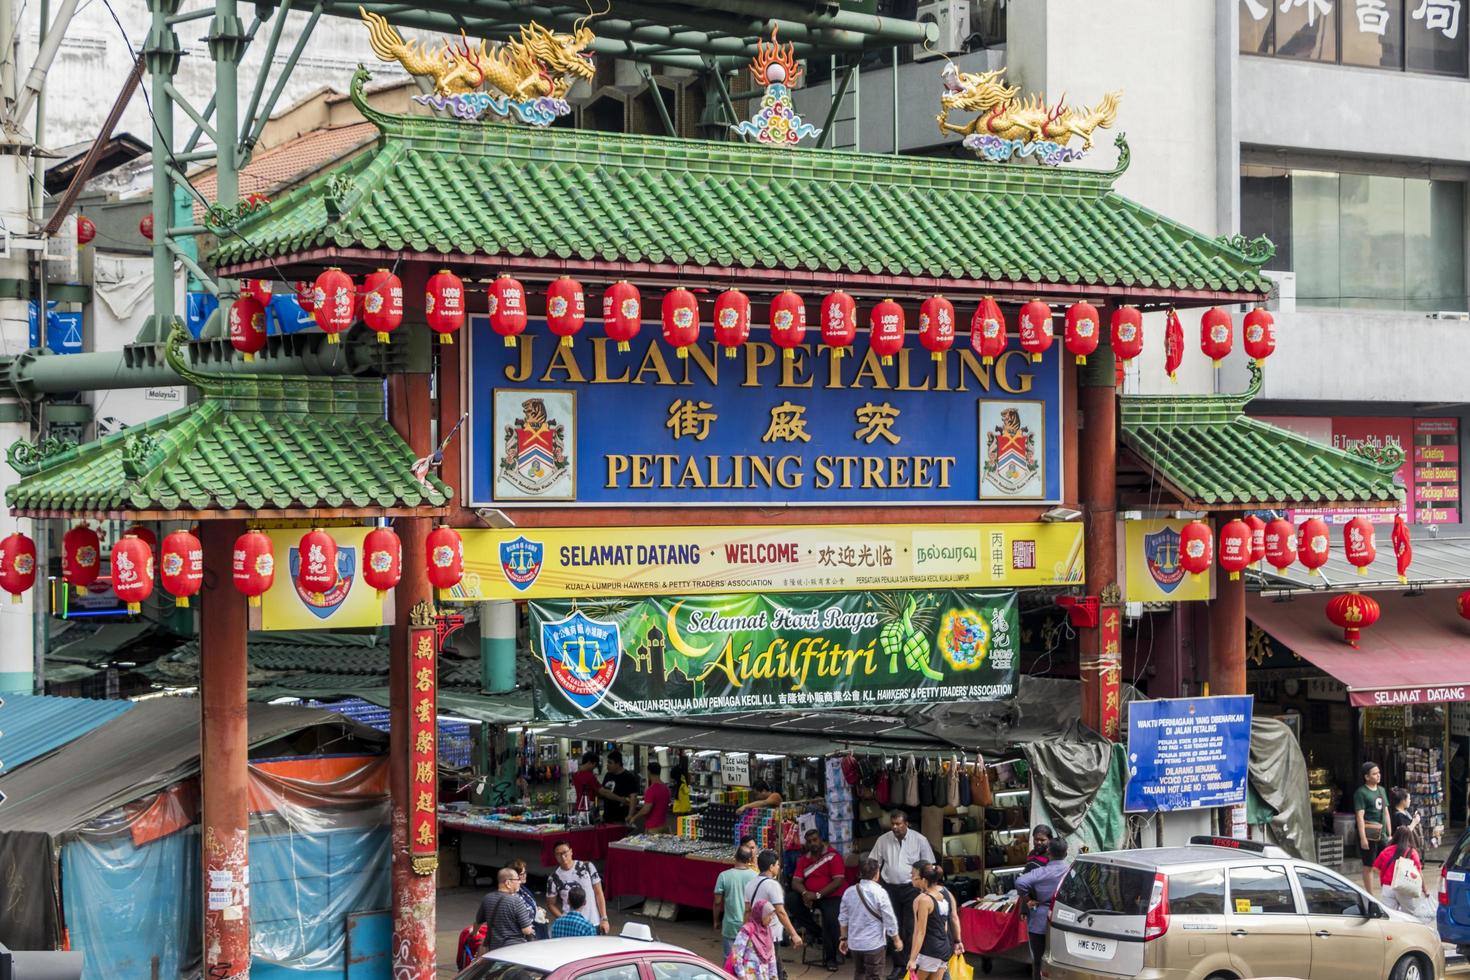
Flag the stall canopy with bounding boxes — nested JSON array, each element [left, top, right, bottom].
[[0, 694, 133, 770], [1249, 592, 1470, 708], [1251, 534, 1470, 594]]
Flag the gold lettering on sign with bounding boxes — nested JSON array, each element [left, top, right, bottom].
[[541, 341, 587, 383], [955, 350, 991, 392], [682, 343, 720, 386], [591, 338, 631, 384], [894, 349, 930, 392], [506, 338, 534, 382], [779, 347, 815, 388], [995, 349, 1035, 394], [850, 349, 892, 390], [633, 343, 676, 386], [742, 342, 776, 388]]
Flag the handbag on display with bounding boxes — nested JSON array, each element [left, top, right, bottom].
[[905, 756, 920, 808], [947, 760, 961, 809], [958, 765, 972, 807], [919, 758, 934, 807], [876, 767, 891, 807], [973, 755, 994, 808]]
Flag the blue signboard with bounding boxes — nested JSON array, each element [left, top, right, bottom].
[[467, 315, 1064, 507], [27, 301, 83, 354], [269, 293, 316, 335], [185, 291, 218, 338], [1125, 695, 1254, 813]]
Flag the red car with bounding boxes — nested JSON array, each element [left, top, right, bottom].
[[455, 926, 735, 980]]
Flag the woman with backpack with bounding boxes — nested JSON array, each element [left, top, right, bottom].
[[1373, 826, 1430, 919], [907, 863, 963, 980]]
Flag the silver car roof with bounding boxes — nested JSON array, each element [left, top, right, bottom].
[[1072, 845, 1305, 873]]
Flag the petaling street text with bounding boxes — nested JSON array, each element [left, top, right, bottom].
[[605, 453, 956, 490]]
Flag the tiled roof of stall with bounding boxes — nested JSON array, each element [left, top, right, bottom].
[[0, 694, 134, 770], [212, 69, 1275, 298]]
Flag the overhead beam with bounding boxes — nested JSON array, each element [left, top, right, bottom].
[[676, 0, 936, 44], [43, 54, 144, 235]]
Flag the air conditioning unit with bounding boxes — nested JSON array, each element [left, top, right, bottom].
[[914, 0, 970, 59]]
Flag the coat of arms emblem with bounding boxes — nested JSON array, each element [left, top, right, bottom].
[[541, 610, 622, 711], [499, 397, 569, 495], [1144, 526, 1185, 594], [983, 407, 1040, 495]]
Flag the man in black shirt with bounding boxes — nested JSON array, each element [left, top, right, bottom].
[[599, 750, 640, 824], [474, 867, 535, 952]]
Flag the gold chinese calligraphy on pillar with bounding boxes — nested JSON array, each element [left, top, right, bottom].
[[1099, 604, 1123, 742], [409, 600, 439, 874]]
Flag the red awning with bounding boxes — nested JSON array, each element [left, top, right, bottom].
[[1248, 592, 1470, 708]]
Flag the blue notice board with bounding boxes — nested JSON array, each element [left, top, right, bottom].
[[28, 301, 83, 353], [1125, 695, 1254, 813], [467, 314, 1064, 507]]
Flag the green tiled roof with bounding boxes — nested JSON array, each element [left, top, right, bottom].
[[1121, 365, 1404, 509], [6, 329, 449, 517], [212, 69, 1275, 298]]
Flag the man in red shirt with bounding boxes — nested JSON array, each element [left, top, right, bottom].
[[628, 761, 672, 832], [790, 828, 849, 971], [571, 752, 602, 818]]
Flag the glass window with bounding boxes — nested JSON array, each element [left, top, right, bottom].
[[1055, 861, 1156, 916], [1405, 0, 1469, 74], [461, 962, 550, 980], [1343, 0, 1406, 66], [1276, 0, 1340, 60], [1241, 173, 1294, 272], [1228, 865, 1299, 914], [577, 967, 642, 980], [1242, 0, 1278, 52], [1340, 173, 1407, 308], [652, 962, 725, 980], [1292, 171, 1342, 308], [1168, 869, 1226, 916], [1297, 869, 1367, 915]]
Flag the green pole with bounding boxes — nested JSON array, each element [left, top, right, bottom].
[[143, 0, 181, 332], [209, 0, 247, 327]]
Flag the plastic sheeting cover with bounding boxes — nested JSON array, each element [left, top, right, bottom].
[[1022, 728, 1125, 847], [1248, 716, 1316, 862]]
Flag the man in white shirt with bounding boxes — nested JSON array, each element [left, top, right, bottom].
[[744, 848, 804, 977], [839, 858, 902, 980], [546, 840, 610, 934], [868, 811, 934, 979]]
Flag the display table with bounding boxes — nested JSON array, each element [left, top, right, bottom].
[[605, 843, 859, 911], [441, 816, 629, 871], [958, 904, 1029, 970]]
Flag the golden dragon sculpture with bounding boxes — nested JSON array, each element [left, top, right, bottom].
[[937, 64, 1121, 151], [360, 7, 596, 101]]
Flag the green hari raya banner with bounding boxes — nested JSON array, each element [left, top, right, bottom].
[[529, 589, 1019, 721]]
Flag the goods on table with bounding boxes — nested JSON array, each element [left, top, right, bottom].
[[613, 834, 731, 857]]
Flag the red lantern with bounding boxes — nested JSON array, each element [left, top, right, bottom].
[[1218, 519, 1252, 581], [424, 269, 465, 345], [1063, 301, 1100, 365], [0, 532, 36, 603], [1344, 516, 1377, 576], [661, 287, 701, 359], [294, 280, 317, 314], [361, 269, 404, 344], [311, 267, 356, 344], [111, 533, 154, 615], [229, 295, 268, 361], [1110, 306, 1144, 363], [546, 276, 586, 347], [918, 295, 955, 363], [713, 289, 750, 358], [769, 290, 806, 361], [243, 278, 273, 307], [1326, 592, 1379, 648], [869, 298, 905, 366], [76, 215, 96, 246], [488, 273, 528, 348], [1458, 590, 1470, 622], [62, 524, 101, 596], [1242, 307, 1275, 366], [362, 526, 402, 600], [1164, 308, 1184, 381], [426, 524, 464, 596], [602, 280, 641, 352], [1179, 521, 1213, 579], [1018, 300, 1053, 362], [139, 213, 153, 240], [1200, 307, 1233, 367], [821, 291, 857, 359], [232, 529, 275, 607], [160, 529, 203, 608], [1245, 514, 1267, 566], [1264, 518, 1297, 571], [1297, 518, 1330, 575], [296, 528, 339, 603], [1393, 514, 1413, 585], [124, 525, 157, 550], [970, 297, 1007, 365]]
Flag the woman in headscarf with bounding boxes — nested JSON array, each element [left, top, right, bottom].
[[727, 898, 781, 980]]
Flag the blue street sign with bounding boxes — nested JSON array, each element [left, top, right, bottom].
[[27, 302, 83, 354], [1125, 695, 1254, 812]]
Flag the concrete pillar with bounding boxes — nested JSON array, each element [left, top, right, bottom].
[[1209, 513, 1247, 696], [1079, 328, 1120, 738], [0, 155, 35, 694], [481, 601, 517, 693]]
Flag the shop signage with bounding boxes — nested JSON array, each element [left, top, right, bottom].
[[721, 753, 751, 786], [1123, 519, 1213, 603], [408, 602, 438, 875], [467, 317, 1064, 507], [1125, 695, 1254, 813], [458, 522, 1084, 600], [256, 527, 390, 631], [529, 588, 1019, 721], [1099, 605, 1123, 741], [1359, 685, 1470, 708]]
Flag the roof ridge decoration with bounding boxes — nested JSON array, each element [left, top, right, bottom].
[[937, 63, 1121, 166], [732, 27, 821, 145]]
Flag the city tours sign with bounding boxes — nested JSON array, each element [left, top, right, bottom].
[[455, 521, 1083, 600], [467, 316, 1064, 507], [529, 589, 1019, 720]]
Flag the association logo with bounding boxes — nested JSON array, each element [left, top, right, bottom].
[[288, 545, 356, 618], [500, 535, 544, 592], [541, 610, 622, 711], [938, 608, 992, 670], [1143, 526, 1185, 594], [983, 407, 1040, 494], [499, 396, 569, 495]]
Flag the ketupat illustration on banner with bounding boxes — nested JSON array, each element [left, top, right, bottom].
[[529, 589, 1019, 721]]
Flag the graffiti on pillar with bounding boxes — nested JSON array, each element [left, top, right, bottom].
[[1099, 604, 1123, 742], [203, 826, 250, 979]]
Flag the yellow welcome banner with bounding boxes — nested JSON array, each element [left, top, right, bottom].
[[454, 522, 1084, 601]]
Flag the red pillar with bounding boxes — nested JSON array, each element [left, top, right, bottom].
[[1079, 332, 1120, 739], [389, 371, 436, 978], [1210, 512, 1247, 696], [200, 518, 251, 979]]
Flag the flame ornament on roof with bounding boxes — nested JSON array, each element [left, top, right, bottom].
[[732, 26, 820, 145]]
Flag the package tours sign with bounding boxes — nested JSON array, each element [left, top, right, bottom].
[[530, 589, 1019, 720], [467, 316, 1064, 507], [1124, 696, 1254, 813]]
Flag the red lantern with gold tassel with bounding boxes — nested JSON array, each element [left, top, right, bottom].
[[661, 287, 701, 359], [76, 215, 96, 246], [361, 269, 403, 344], [425, 269, 465, 344], [0, 532, 36, 603], [228, 295, 267, 362], [918, 296, 955, 363], [232, 530, 275, 607], [488, 273, 528, 348], [546, 276, 585, 347], [294, 280, 317, 314], [1179, 521, 1213, 579], [1298, 517, 1330, 576], [869, 298, 905, 366], [242, 278, 272, 307], [1243, 307, 1275, 366], [1218, 519, 1252, 581], [1063, 301, 1100, 365], [769, 290, 806, 361], [713, 289, 750, 358], [160, 529, 203, 608], [1393, 514, 1413, 585], [1164, 308, 1184, 381], [1327, 592, 1379, 648], [1344, 516, 1376, 576], [1110, 306, 1144, 364], [362, 526, 402, 601], [602, 280, 641, 352], [125, 525, 157, 549], [62, 523, 102, 596], [311, 267, 356, 344], [821, 291, 857, 359], [426, 524, 464, 597], [1018, 300, 1053, 362], [970, 297, 1007, 365], [111, 533, 154, 615], [139, 213, 154, 240], [1245, 514, 1267, 567], [1264, 518, 1297, 571], [1200, 307, 1233, 367], [296, 528, 339, 603]]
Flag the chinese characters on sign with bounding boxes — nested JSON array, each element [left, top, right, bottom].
[[1099, 605, 1123, 742], [408, 611, 438, 875]]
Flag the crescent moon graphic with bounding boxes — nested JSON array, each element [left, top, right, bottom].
[[666, 600, 714, 657]]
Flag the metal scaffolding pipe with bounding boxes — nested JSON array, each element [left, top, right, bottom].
[[600, 1, 872, 50], [679, 0, 936, 44]]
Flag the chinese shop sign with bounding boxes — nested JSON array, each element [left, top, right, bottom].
[[1124, 695, 1253, 813], [529, 588, 1019, 721], [408, 602, 439, 875], [457, 521, 1084, 600], [1099, 604, 1122, 742], [467, 317, 1064, 506]]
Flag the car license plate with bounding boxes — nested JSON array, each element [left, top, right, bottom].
[[1067, 935, 1116, 960]]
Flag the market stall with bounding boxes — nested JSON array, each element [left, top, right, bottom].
[[440, 809, 630, 871]]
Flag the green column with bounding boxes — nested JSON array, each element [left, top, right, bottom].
[[481, 601, 517, 693], [143, 0, 181, 330], [208, 0, 248, 331]]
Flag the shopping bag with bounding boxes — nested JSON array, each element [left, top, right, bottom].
[[948, 952, 974, 980], [1391, 855, 1423, 901]]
